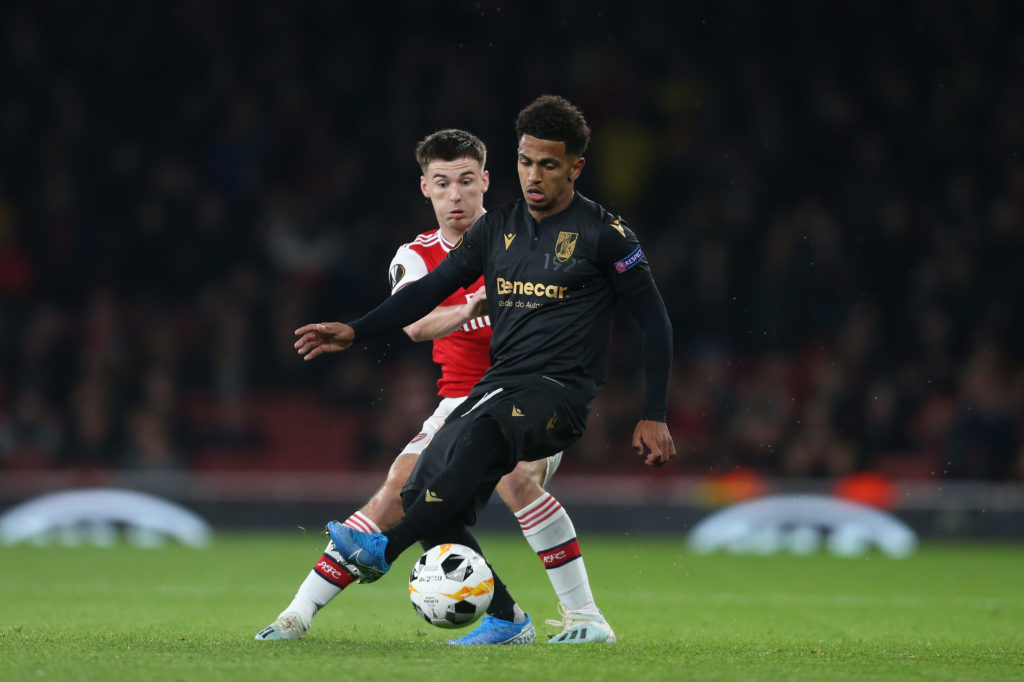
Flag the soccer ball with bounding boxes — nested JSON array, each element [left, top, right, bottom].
[[408, 543, 494, 628]]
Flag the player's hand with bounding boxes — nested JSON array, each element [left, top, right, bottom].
[[294, 322, 356, 361], [460, 287, 488, 321], [631, 420, 676, 467]]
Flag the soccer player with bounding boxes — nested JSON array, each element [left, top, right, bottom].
[[295, 96, 674, 645], [258, 129, 612, 644]]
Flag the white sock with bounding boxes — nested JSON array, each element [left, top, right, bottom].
[[515, 493, 598, 614], [279, 511, 381, 627]]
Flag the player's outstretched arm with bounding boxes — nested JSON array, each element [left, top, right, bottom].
[[632, 419, 676, 467], [294, 322, 356, 361], [325, 261, 474, 348], [294, 269, 468, 360], [403, 287, 488, 342]]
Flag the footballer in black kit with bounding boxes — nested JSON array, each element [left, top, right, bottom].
[[295, 95, 674, 639], [346, 189, 672, 520], [456, 193, 658, 405]]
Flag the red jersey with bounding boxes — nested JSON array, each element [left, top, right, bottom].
[[388, 229, 492, 397]]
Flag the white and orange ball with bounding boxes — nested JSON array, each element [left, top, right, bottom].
[[409, 543, 494, 628]]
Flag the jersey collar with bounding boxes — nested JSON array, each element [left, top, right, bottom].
[[438, 231, 460, 252]]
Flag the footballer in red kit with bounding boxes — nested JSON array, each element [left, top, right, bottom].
[[389, 229, 491, 399]]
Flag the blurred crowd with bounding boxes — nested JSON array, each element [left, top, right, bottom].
[[1, 0, 1022, 480]]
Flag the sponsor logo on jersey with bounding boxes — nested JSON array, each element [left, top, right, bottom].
[[555, 231, 578, 262], [425, 489, 444, 503], [389, 263, 406, 289], [614, 246, 644, 273], [504, 232, 516, 250], [410, 432, 428, 443], [511, 406, 525, 417], [610, 218, 626, 238], [496, 277, 568, 299]]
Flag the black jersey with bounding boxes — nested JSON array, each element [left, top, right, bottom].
[[432, 193, 656, 396]]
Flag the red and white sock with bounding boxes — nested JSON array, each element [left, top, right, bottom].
[[515, 492, 598, 614], [280, 511, 379, 626]]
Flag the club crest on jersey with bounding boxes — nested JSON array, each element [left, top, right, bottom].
[[555, 231, 578, 262], [389, 264, 406, 289], [614, 246, 644, 273]]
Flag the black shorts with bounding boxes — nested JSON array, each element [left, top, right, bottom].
[[402, 375, 590, 503]]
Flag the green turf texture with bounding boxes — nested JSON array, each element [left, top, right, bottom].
[[2, 532, 1022, 681]]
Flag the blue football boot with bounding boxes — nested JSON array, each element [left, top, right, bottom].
[[325, 520, 391, 583], [447, 614, 536, 645]]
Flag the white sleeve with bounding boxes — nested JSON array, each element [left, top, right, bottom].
[[388, 245, 429, 294]]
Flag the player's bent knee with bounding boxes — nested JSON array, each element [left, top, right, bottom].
[[496, 462, 546, 512], [513, 459, 549, 487], [389, 452, 420, 483], [364, 452, 419, 525], [380, 452, 417, 493]]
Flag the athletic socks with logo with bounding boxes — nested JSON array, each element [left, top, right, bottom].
[[280, 473, 584, 629], [278, 511, 377, 627], [516, 492, 598, 614]]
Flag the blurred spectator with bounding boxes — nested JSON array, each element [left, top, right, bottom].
[[64, 368, 120, 465], [0, 386, 63, 466], [0, 202, 33, 299], [946, 344, 1021, 479], [121, 405, 183, 472]]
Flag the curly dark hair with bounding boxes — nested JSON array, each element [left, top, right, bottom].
[[415, 129, 487, 174], [514, 95, 591, 157]]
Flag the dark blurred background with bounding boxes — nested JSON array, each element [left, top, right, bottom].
[[1, 0, 1022, 500]]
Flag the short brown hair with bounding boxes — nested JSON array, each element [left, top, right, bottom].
[[415, 129, 487, 174], [515, 95, 591, 157]]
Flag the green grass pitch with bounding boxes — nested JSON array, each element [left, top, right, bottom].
[[2, 532, 1022, 681]]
